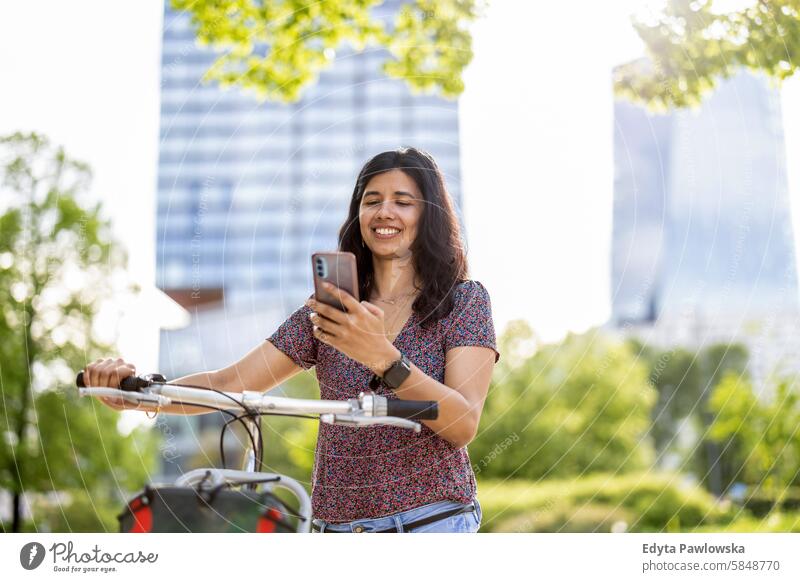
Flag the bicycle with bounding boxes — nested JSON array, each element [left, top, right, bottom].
[[75, 371, 438, 533]]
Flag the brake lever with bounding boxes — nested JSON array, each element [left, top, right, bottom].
[[78, 387, 172, 407]]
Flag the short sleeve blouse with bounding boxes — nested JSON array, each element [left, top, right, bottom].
[[267, 280, 499, 522]]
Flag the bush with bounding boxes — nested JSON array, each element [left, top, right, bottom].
[[740, 486, 800, 517], [26, 490, 122, 533], [708, 374, 800, 501], [471, 324, 657, 481], [690, 512, 800, 533], [477, 472, 733, 532], [493, 502, 636, 533]]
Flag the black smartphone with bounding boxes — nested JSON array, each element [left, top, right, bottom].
[[312, 252, 360, 311]]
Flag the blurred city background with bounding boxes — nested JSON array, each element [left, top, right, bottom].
[[2, 0, 800, 533]]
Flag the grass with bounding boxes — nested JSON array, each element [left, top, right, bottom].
[[476, 472, 734, 533]]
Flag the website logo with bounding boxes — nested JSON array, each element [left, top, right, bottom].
[[20, 542, 46, 570]]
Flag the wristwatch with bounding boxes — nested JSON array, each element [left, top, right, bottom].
[[369, 353, 412, 390]]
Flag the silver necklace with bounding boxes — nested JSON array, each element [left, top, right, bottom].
[[374, 290, 418, 305]]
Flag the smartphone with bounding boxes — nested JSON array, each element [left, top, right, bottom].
[[312, 252, 360, 311]]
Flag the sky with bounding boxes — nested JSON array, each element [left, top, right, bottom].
[[460, 0, 646, 343], [1, 0, 799, 373], [0, 1, 169, 372]]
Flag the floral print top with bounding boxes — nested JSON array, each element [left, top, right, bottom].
[[267, 280, 499, 522]]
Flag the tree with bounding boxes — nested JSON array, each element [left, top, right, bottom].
[[0, 132, 159, 532], [628, 339, 749, 493], [614, 0, 800, 109], [628, 341, 702, 457], [708, 372, 800, 510], [692, 343, 750, 494], [471, 322, 657, 480], [170, 0, 484, 102]]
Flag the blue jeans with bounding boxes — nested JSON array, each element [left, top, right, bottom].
[[311, 498, 482, 533]]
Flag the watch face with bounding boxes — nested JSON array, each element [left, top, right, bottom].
[[385, 356, 411, 388]]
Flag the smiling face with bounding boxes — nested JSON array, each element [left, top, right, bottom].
[[359, 169, 423, 259]]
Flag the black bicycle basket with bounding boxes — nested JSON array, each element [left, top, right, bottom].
[[117, 483, 297, 533]]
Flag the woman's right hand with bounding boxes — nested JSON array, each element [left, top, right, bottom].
[[83, 357, 140, 411]]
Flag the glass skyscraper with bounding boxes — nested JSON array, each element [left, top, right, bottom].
[[611, 68, 800, 385], [612, 69, 798, 325], [157, 1, 462, 319]]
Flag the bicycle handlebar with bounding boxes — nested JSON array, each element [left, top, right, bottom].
[[76, 371, 165, 391], [75, 371, 438, 428], [386, 398, 438, 421], [75, 370, 441, 532]]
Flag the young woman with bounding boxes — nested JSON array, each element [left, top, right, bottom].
[[84, 147, 500, 533]]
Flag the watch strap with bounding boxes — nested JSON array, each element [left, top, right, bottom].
[[382, 353, 412, 389], [368, 353, 411, 390]]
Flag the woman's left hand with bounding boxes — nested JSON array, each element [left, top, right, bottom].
[[305, 281, 399, 374]]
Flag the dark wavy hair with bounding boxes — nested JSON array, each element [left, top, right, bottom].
[[338, 146, 468, 328]]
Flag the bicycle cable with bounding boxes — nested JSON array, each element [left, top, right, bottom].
[[162, 381, 264, 467], [166, 400, 259, 470], [219, 411, 319, 474], [162, 381, 322, 474], [147, 381, 319, 481], [220, 413, 261, 474]]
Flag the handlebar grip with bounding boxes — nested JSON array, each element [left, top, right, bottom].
[[386, 399, 438, 421], [75, 372, 157, 391]]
